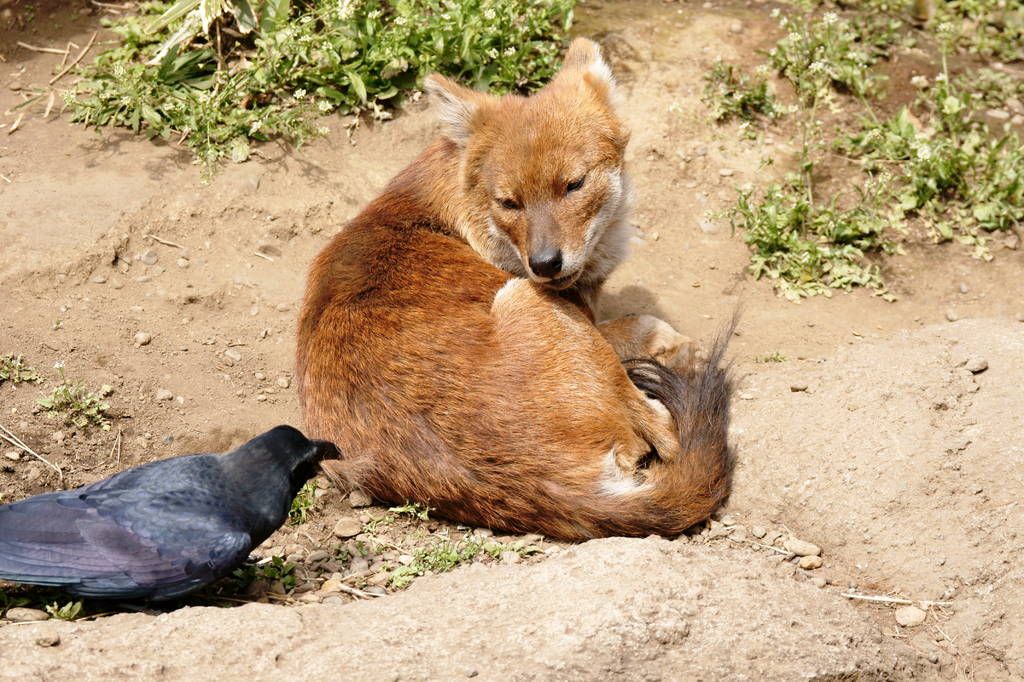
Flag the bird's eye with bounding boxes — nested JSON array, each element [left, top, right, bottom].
[[498, 198, 520, 210], [566, 176, 586, 194]]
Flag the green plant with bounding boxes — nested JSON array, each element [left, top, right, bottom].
[[69, 0, 576, 176], [388, 502, 433, 521], [765, 8, 905, 103], [388, 538, 482, 588], [840, 64, 1024, 244], [288, 479, 317, 525], [955, 67, 1024, 109], [929, 0, 1024, 60], [754, 351, 787, 363], [0, 354, 43, 385], [45, 600, 84, 621], [702, 61, 780, 123], [730, 172, 896, 301], [36, 364, 113, 430], [230, 555, 297, 591]]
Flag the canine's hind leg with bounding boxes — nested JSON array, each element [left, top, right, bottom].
[[597, 314, 696, 372]]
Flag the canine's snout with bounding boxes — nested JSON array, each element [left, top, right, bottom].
[[528, 248, 563, 279]]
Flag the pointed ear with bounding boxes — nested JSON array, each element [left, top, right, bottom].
[[424, 74, 487, 145], [558, 38, 618, 105]]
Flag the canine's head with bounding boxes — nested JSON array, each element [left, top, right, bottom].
[[425, 38, 630, 289]]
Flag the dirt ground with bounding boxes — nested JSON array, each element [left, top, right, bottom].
[[1, 0, 1023, 679]]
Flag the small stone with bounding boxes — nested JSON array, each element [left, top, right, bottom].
[[364, 586, 387, 596], [35, 633, 60, 647], [698, 219, 720, 234], [739, 392, 754, 400], [473, 528, 493, 538], [256, 243, 282, 258], [176, 257, 190, 268], [133, 331, 153, 347], [729, 19, 742, 33], [398, 554, 415, 566], [895, 605, 927, 627], [349, 490, 373, 508], [306, 550, 331, 563], [945, 309, 959, 322], [155, 388, 174, 401], [719, 515, 736, 526], [90, 273, 107, 284], [928, 653, 940, 664], [964, 357, 988, 374], [799, 555, 823, 570], [51, 431, 65, 443], [140, 249, 159, 266], [811, 576, 827, 588], [1008, 97, 1024, 114], [5, 607, 50, 622], [958, 282, 969, 294], [333, 517, 363, 538], [751, 526, 766, 539], [500, 551, 521, 564], [4, 450, 21, 461], [650, 231, 660, 241], [986, 108, 1010, 121], [718, 168, 735, 177], [784, 538, 821, 557], [276, 376, 291, 389], [8, 81, 23, 91], [1012, 114, 1024, 126], [320, 577, 343, 593], [224, 348, 242, 363], [790, 383, 808, 392]]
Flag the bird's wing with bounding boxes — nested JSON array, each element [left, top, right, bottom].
[[0, 490, 252, 600]]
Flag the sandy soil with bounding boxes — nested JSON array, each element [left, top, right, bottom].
[[1, 0, 1022, 679]]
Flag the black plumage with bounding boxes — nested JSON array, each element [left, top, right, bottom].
[[0, 425, 334, 601]]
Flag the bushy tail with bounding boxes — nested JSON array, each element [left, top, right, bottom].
[[610, 318, 736, 535]]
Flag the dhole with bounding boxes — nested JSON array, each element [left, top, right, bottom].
[[296, 39, 734, 540]]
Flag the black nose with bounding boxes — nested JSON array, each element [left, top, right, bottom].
[[528, 248, 563, 279]]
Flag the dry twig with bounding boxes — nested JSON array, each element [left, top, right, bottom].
[[840, 592, 953, 608], [49, 31, 98, 86], [0, 423, 63, 483], [16, 42, 70, 56], [144, 233, 185, 249]]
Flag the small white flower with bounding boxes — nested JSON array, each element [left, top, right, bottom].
[[935, 72, 948, 82], [487, 48, 498, 60], [504, 46, 515, 57], [483, 8, 496, 20], [910, 75, 928, 88], [119, 96, 132, 106], [112, 64, 127, 79], [293, 88, 307, 98], [823, 12, 838, 26], [394, 15, 407, 26], [53, 361, 65, 370], [250, 119, 263, 133], [787, 31, 801, 42], [318, 126, 330, 135], [915, 144, 932, 161], [318, 100, 333, 112], [770, 8, 780, 18]]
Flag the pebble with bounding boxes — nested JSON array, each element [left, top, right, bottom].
[[895, 605, 927, 627], [945, 309, 959, 322], [4, 450, 21, 461], [986, 108, 1010, 121], [751, 526, 766, 539], [739, 392, 754, 400], [224, 348, 242, 363], [176, 257, 190, 269], [140, 249, 159, 266], [784, 538, 821, 557], [133, 331, 153, 347], [798, 555, 823, 570], [155, 389, 174, 402], [811, 576, 828, 588], [90, 273, 107, 284], [276, 376, 291, 389], [8, 81, 23, 91], [4, 607, 50, 622], [306, 549, 331, 563], [51, 431, 65, 443], [35, 634, 60, 647], [964, 357, 988, 374], [364, 586, 387, 596], [958, 282, 969, 294], [719, 515, 736, 526], [500, 551, 521, 564], [790, 383, 808, 392], [698, 219, 720, 234], [349, 490, 373, 508], [320, 577, 343, 593], [398, 554, 415, 566], [718, 168, 735, 177], [333, 517, 363, 538], [729, 19, 742, 33]]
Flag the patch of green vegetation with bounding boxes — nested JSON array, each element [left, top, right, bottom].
[[388, 502, 433, 521], [930, 0, 1024, 61], [288, 479, 317, 525], [731, 173, 895, 301], [754, 351, 788, 363], [45, 600, 84, 621], [702, 60, 780, 124], [0, 354, 43, 385], [36, 363, 113, 431], [230, 555, 297, 592], [952, 66, 1024, 110], [840, 63, 1024, 249], [69, 0, 576, 176], [765, 8, 906, 103], [387, 536, 541, 589]]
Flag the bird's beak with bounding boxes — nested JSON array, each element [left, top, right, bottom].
[[310, 439, 341, 461]]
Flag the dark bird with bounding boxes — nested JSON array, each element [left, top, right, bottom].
[[0, 425, 334, 601]]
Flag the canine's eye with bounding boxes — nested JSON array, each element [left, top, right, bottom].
[[497, 198, 520, 211], [566, 176, 586, 194]]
